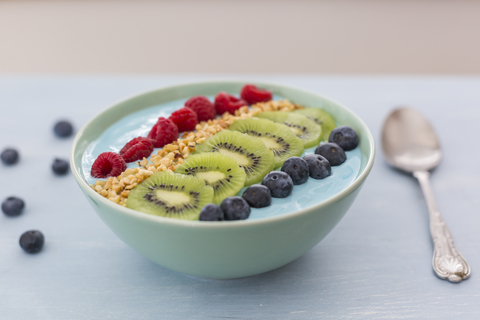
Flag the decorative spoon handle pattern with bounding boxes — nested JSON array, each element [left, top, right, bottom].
[[414, 171, 471, 282]]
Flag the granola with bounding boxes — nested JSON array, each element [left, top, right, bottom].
[[90, 100, 302, 205]]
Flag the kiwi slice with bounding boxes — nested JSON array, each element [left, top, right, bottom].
[[293, 108, 336, 141], [126, 171, 213, 220], [176, 153, 246, 204], [255, 111, 322, 148], [194, 130, 275, 186], [228, 118, 304, 169]]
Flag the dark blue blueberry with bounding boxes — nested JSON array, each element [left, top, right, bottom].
[[1, 148, 19, 165], [54, 121, 73, 138], [303, 154, 331, 179], [2, 197, 25, 217], [328, 126, 359, 151], [199, 203, 224, 221], [242, 185, 271, 208], [281, 157, 309, 185], [261, 171, 293, 198], [19, 230, 44, 254], [220, 197, 251, 221], [52, 158, 69, 175], [315, 143, 346, 166]]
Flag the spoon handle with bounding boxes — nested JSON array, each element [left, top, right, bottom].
[[413, 171, 471, 282]]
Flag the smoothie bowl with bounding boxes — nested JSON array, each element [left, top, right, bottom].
[[71, 81, 375, 279]]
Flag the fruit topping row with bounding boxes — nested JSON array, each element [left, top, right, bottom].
[[88, 84, 358, 222]]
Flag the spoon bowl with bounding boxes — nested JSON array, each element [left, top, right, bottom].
[[382, 107, 441, 172]]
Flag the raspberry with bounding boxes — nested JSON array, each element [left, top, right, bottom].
[[119, 137, 154, 163], [240, 84, 272, 105], [214, 92, 247, 115], [185, 96, 216, 122], [147, 117, 179, 148], [169, 107, 198, 132], [91, 152, 127, 178]]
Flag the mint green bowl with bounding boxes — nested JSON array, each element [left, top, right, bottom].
[[71, 81, 375, 279]]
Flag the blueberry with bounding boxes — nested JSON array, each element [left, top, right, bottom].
[[199, 203, 224, 221], [2, 197, 25, 217], [315, 143, 346, 166], [281, 157, 309, 185], [261, 171, 293, 198], [303, 154, 331, 179], [19, 230, 44, 254], [220, 197, 251, 221], [329, 126, 359, 151], [242, 185, 272, 208], [54, 121, 73, 138], [1, 148, 19, 165], [52, 158, 69, 175]]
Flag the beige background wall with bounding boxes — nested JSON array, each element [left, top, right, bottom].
[[1, 0, 479, 74]]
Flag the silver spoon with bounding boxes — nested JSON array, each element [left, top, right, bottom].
[[381, 107, 470, 282]]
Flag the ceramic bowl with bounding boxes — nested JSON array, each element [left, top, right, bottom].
[[71, 81, 375, 279]]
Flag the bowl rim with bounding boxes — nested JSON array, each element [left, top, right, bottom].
[[71, 79, 375, 228]]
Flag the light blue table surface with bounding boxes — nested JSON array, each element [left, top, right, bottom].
[[1, 76, 479, 319]]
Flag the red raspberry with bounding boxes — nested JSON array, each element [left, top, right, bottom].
[[214, 92, 247, 115], [91, 152, 127, 178], [185, 96, 216, 122], [147, 117, 179, 148], [240, 84, 272, 105], [169, 107, 198, 132], [119, 137, 154, 163]]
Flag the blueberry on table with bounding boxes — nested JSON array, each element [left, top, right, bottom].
[[242, 185, 272, 208], [220, 197, 251, 221], [199, 204, 224, 221], [303, 154, 331, 179], [52, 158, 70, 175], [2, 196, 25, 217], [315, 142, 346, 166], [281, 157, 309, 185], [1, 148, 19, 165], [19, 230, 44, 254], [328, 126, 359, 151], [54, 120, 73, 138], [261, 171, 294, 198]]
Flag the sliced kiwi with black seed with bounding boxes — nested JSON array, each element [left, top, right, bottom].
[[176, 153, 246, 204], [255, 111, 322, 148], [293, 108, 336, 141], [126, 171, 214, 220], [194, 130, 275, 186], [228, 118, 304, 169]]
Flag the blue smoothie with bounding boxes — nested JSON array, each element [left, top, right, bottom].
[[82, 97, 361, 220]]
